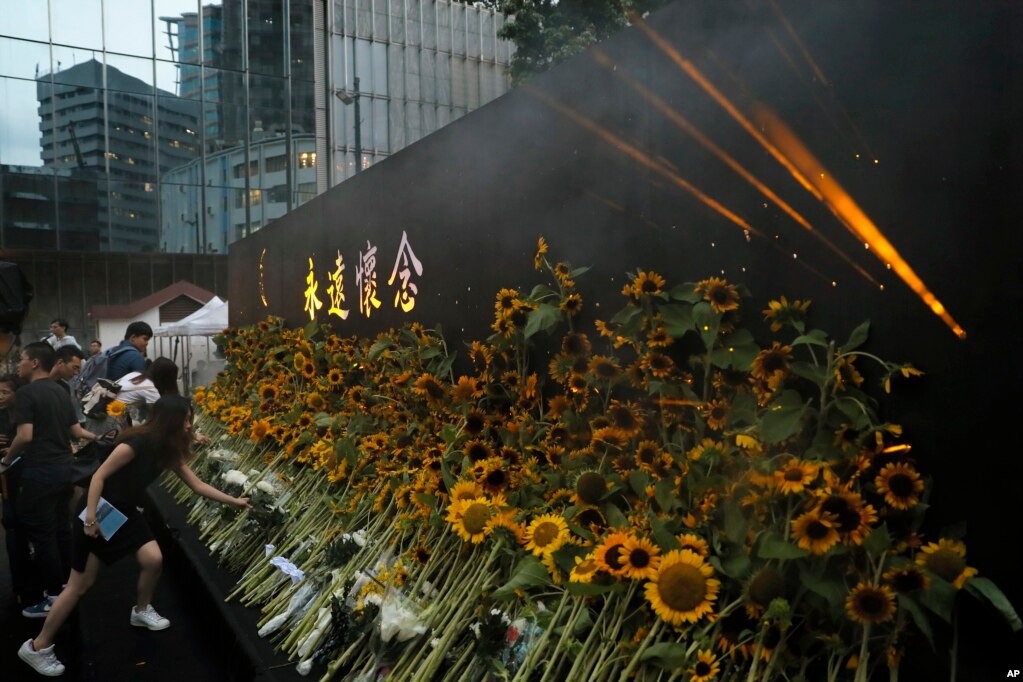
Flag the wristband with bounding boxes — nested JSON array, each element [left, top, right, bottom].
[[84, 520, 97, 528]]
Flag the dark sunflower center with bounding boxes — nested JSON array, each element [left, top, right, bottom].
[[807, 520, 830, 540], [486, 470, 506, 487], [612, 409, 637, 430], [761, 353, 787, 373], [576, 472, 606, 504], [500, 295, 515, 309], [855, 590, 887, 616], [784, 468, 805, 482], [710, 288, 730, 304], [462, 503, 490, 534], [423, 381, 445, 400], [640, 279, 659, 293], [650, 355, 670, 370], [926, 550, 966, 582], [594, 361, 619, 379], [657, 562, 707, 612], [575, 508, 605, 528], [748, 568, 785, 606], [628, 548, 651, 568], [638, 447, 656, 464], [532, 521, 560, 547], [466, 414, 486, 435], [605, 543, 626, 570], [695, 662, 711, 676], [888, 473, 915, 497], [467, 443, 489, 462]]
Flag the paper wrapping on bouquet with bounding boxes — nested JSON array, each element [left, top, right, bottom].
[[501, 618, 544, 675]]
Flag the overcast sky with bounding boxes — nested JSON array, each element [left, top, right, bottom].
[[1, 0, 201, 166]]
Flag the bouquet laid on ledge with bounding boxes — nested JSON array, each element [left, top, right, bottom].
[[165, 238, 1019, 682]]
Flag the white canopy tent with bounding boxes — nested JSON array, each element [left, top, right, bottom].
[[153, 296, 229, 391]]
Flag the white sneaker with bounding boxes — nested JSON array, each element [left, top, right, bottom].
[[18, 639, 66, 677], [130, 604, 170, 631]]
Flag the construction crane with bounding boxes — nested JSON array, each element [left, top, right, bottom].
[[67, 118, 86, 169]]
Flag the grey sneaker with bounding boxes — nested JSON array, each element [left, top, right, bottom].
[[18, 639, 65, 677], [130, 604, 170, 630]]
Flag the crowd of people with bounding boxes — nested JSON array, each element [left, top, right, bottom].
[[0, 319, 250, 677]]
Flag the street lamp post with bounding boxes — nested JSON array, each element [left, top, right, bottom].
[[336, 77, 362, 175]]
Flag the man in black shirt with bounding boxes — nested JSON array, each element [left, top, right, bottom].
[[0, 342, 100, 618]]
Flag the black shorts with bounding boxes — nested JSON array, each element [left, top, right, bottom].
[[71, 511, 155, 573]]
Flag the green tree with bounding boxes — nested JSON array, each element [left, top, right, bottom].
[[489, 0, 669, 84]]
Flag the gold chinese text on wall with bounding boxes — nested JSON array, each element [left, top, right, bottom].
[[302, 230, 423, 321]]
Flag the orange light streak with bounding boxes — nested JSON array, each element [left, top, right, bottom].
[[755, 108, 966, 339], [628, 13, 825, 203], [521, 83, 763, 239], [590, 49, 879, 287], [766, 0, 830, 86]]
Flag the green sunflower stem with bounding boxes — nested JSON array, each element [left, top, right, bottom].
[[746, 620, 770, 682], [854, 624, 871, 682], [616, 618, 663, 682]]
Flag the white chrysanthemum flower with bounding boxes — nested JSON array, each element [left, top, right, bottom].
[[256, 480, 276, 495], [222, 469, 248, 486], [379, 596, 426, 643]]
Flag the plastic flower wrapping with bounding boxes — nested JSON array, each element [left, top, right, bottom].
[[166, 239, 1020, 681]]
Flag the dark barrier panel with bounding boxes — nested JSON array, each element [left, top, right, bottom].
[[230, 0, 1023, 676]]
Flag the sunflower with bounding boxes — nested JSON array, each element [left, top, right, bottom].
[[750, 342, 792, 389], [574, 470, 608, 505], [570, 554, 601, 584], [640, 351, 675, 378], [296, 412, 315, 430], [523, 514, 570, 557], [588, 355, 621, 381], [106, 400, 126, 417], [646, 325, 673, 348], [745, 566, 786, 617], [292, 352, 307, 372], [449, 479, 485, 502], [635, 440, 663, 470], [791, 509, 840, 555], [464, 409, 488, 437], [567, 373, 589, 394], [774, 459, 819, 495], [762, 296, 811, 332], [626, 269, 667, 299], [875, 462, 924, 509], [486, 508, 524, 542], [463, 439, 494, 463], [451, 375, 484, 402], [475, 457, 511, 495], [300, 360, 317, 379], [818, 491, 877, 545], [492, 317, 514, 338], [560, 293, 583, 316], [845, 582, 896, 624], [494, 288, 519, 315], [594, 532, 633, 577], [883, 565, 931, 593], [703, 399, 730, 431], [645, 549, 720, 626], [546, 395, 573, 420], [689, 649, 721, 682], [326, 368, 344, 386], [306, 392, 326, 412], [534, 236, 548, 270], [696, 277, 740, 313], [833, 355, 864, 392], [676, 533, 710, 557], [446, 497, 493, 544], [249, 419, 272, 442], [258, 383, 279, 402], [412, 373, 448, 406], [618, 536, 661, 580], [561, 332, 592, 357], [915, 539, 978, 588]]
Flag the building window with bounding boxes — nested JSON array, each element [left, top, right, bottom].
[[297, 152, 316, 168], [266, 154, 287, 172]]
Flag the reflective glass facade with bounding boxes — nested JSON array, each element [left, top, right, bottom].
[[0, 0, 512, 253]]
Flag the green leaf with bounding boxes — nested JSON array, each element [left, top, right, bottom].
[[648, 513, 679, 551], [966, 577, 1023, 632], [653, 479, 678, 514], [639, 641, 689, 669], [710, 328, 760, 370], [790, 361, 828, 384], [566, 581, 615, 597], [302, 320, 320, 340], [524, 303, 561, 339], [659, 304, 693, 338], [491, 556, 549, 600], [528, 284, 559, 300], [757, 532, 808, 560], [919, 573, 957, 623], [569, 265, 591, 278], [792, 329, 829, 347], [610, 305, 643, 326], [899, 596, 935, 650], [603, 503, 629, 529], [861, 524, 891, 556], [668, 283, 700, 303], [692, 302, 719, 349], [368, 339, 392, 360], [629, 470, 650, 498], [840, 321, 870, 352], [760, 390, 808, 443], [798, 565, 845, 608]]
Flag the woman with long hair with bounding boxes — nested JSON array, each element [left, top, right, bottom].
[[18, 394, 251, 677]]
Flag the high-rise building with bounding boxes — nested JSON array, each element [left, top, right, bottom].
[[36, 59, 200, 251]]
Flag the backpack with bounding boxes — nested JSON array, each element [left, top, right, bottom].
[[75, 345, 134, 400], [71, 435, 120, 488], [81, 377, 122, 419]]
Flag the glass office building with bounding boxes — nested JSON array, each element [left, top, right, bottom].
[[0, 0, 510, 254]]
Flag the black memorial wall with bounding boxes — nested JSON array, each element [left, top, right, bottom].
[[229, 1, 1023, 676]]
